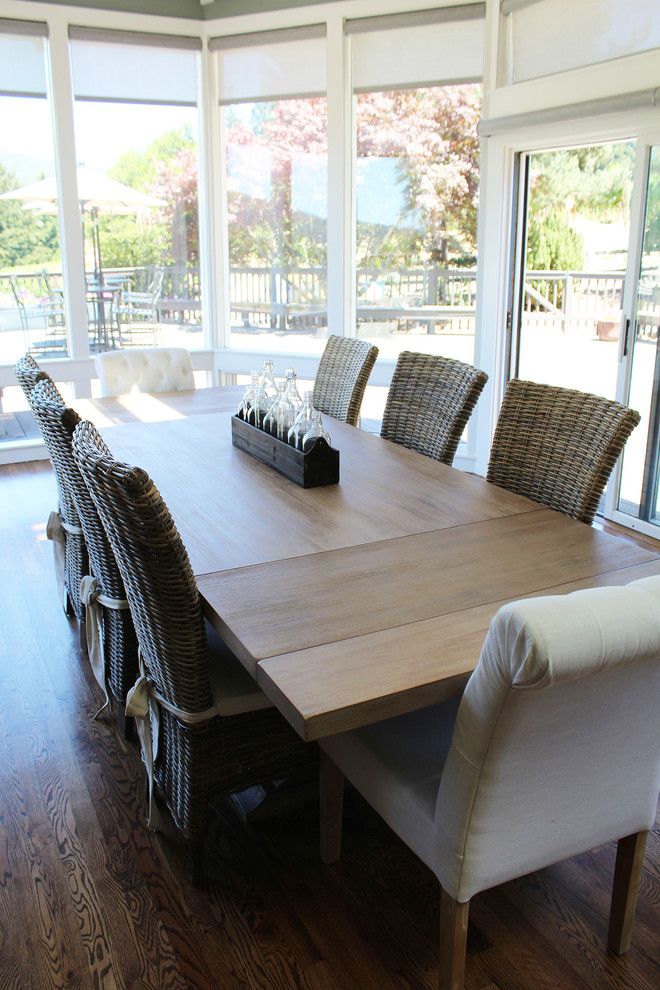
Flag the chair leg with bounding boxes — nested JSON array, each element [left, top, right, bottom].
[[608, 830, 648, 954], [184, 835, 206, 887], [319, 751, 344, 864], [439, 887, 469, 990], [115, 704, 134, 742], [79, 616, 87, 654]]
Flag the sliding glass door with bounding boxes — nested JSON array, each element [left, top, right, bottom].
[[508, 135, 660, 532], [511, 141, 635, 399], [616, 142, 660, 531]]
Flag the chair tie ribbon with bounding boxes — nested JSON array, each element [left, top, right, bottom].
[[47, 511, 71, 609], [125, 652, 218, 829], [47, 511, 84, 610], [79, 575, 129, 720]]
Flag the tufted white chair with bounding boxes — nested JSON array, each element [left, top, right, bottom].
[[319, 576, 660, 989], [95, 347, 195, 398]]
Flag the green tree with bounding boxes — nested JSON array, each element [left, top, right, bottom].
[[527, 214, 584, 272], [0, 164, 60, 271], [103, 125, 198, 269], [109, 125, 195, 191], [97, 215, 167, 269], [526, 143, 634, 270]]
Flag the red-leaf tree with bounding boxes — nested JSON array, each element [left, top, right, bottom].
[[225, 84, 481, 269]]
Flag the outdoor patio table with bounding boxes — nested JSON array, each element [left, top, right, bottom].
[[91, 386, 660, 741], [87, 285, 121, 351]]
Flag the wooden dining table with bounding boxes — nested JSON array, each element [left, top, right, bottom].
[[81, 386, 660, 742]]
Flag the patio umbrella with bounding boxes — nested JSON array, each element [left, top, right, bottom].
[[0, 166, 165, 283]]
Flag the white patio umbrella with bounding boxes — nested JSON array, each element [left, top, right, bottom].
[[0, 165, 165, 282]]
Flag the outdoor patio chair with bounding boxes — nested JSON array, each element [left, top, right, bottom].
[[115, 267, 164, 346], [319, 576, 660, 989], [14, 358, 87, 624], [313, 335, 378, 427], [487, 378, 640, 524], [94, 346, 195, 397], [10, 275, 66, 354], [381, 351, 488, 465], [31, 380, 138, 735], [72, 420, 315, 883]]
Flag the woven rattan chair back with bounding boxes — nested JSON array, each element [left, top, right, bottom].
[[72, 420, 211, 715], [14, 354, 59, 404], [25, 377, 87, 621], [312, 335, 378, 426], [31, 382, 138, 706], [380, 351, 488, 465], [487, 378, 641, 524]]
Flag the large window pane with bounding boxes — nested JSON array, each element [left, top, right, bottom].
[[0, 94, 68, 361], [225, 98, 328, 354], [72, 100, 203, 352], [69, 31, 203, 354], [355, 85, 481, 363]]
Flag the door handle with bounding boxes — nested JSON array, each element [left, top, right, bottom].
[[623, 317, 632, 357]]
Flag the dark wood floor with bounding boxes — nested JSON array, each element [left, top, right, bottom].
[[1, 460, 658, 990]]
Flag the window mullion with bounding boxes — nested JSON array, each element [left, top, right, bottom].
[[326, 17, 354, 339], [47, 20, 89, 363]]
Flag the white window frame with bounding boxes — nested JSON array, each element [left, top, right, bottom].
[[0, 0, 657, 483], [475, 108, 660, 480], [0, 0, 213, 453], [206, 0, 488, 468]]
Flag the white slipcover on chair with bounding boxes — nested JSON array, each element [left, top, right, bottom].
[[95, 347, 195, 398], [320, 575, 660, 989]]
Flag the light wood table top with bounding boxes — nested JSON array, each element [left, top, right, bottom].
[[92, 386, 660, 741], [76, 385, 242, 427], [102, 397, 539, 575]]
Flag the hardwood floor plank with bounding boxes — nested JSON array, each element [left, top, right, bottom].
[[0, 694, 88, 990]]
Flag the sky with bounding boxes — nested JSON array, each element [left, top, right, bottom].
[[0, 95, 197, 179]]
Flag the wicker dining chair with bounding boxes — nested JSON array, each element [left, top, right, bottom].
[[313, 335, 378, 427], [14, 356, 87, 622], [14, 353, 58, 401], [30, 380, 138, 734], [380, 352, 488, 466], [487, 378, 641, 525], [72, 420, 314, 882]]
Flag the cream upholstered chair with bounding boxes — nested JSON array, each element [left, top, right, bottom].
[[95, 347, 195, 398], [319, 576, 660, 989]]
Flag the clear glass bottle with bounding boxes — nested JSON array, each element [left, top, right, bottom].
[[252, 360, 278, 427], [263, 381, 286, 435], [302, 409, 332, 451], [284, 368, 303, 418], [288, 390, 314, 449], [239, 370, 259, 420]]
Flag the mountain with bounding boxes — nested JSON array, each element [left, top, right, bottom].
[[0, 152, 53, 184]]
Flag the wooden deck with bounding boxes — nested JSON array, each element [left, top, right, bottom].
[[0, 458, 658, 990]]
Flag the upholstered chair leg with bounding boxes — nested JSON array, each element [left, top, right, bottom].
[[319, 751, 344, 864], [439, 887, 469, 990], [608, 830, 648, 954]]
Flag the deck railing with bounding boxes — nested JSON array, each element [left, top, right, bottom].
[[1, 265, 657, 353]]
